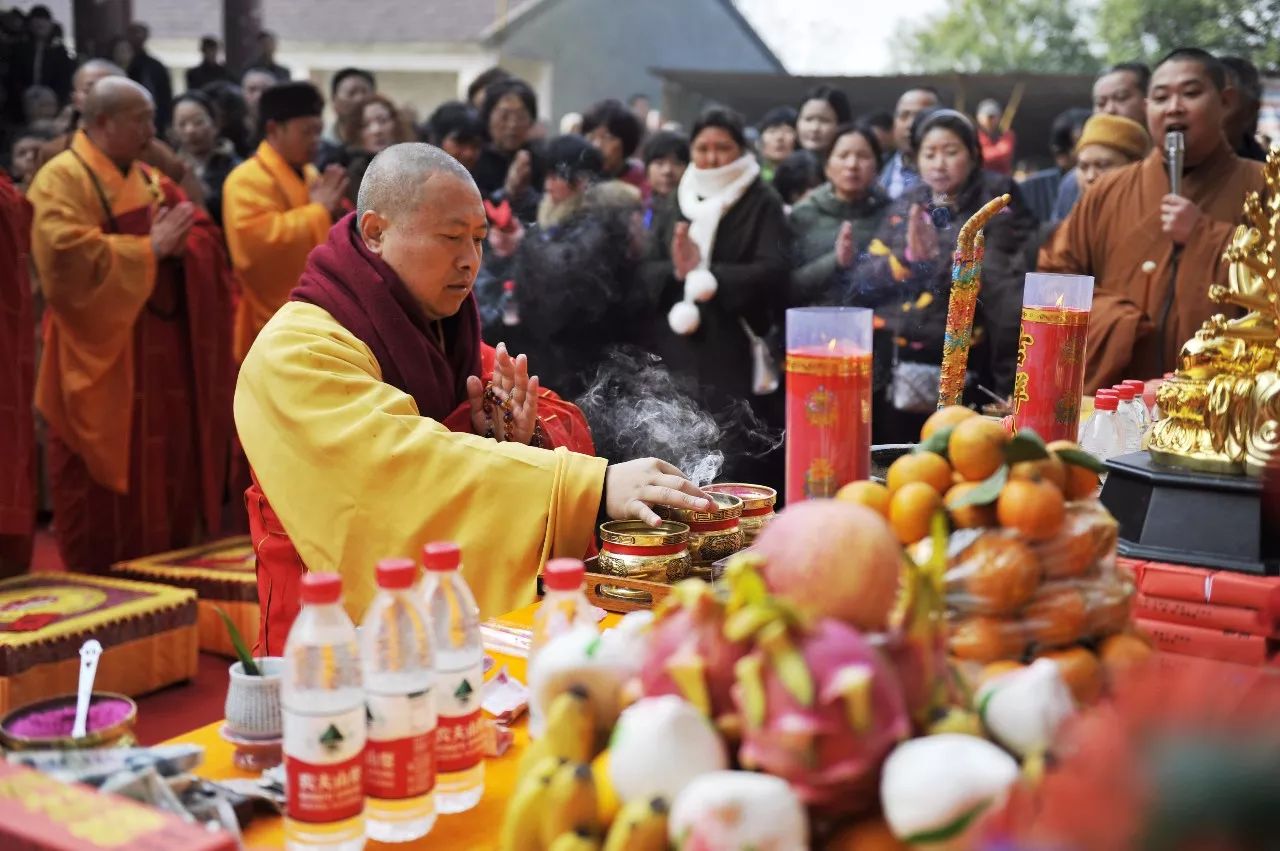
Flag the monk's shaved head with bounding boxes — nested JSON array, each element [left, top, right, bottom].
[[73, 59, 125, 92], [357, 142, 477, 219], [82, 76, 153, 124]]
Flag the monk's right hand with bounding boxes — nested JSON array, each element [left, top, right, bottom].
[[604, 459, 712, 528], [150, 202, 196, 258], [310, 165, 349, 219]]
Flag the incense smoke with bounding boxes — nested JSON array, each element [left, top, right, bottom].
[[576, 348, 785, 487]]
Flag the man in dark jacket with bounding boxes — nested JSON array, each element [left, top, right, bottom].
[[126, 23, 172, 130], [186, 36, 232, 91]]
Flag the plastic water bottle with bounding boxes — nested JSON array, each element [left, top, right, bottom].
[[1122, 379, 1152, 422], [420, 542, 485, 814], [528, 559, 596, 738], [501, 280, 520, 326], [1079, 392, 1123, 489], [360, 559, 436, 843], [1111, 384, 1144, 453], [283, 573, 366, 851]]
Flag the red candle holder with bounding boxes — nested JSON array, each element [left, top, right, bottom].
[[1012, 273, 1094, 442], [785, 308, 873, 503]]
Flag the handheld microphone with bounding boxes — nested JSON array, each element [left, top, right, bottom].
[[1165, 130, 1185, 196]]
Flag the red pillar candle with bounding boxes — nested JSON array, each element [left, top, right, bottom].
[[1011, 274, 1094, 443], [784, 308, 873, 503]]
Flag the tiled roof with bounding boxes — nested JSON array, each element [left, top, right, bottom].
[[130, 0, 537, 44]]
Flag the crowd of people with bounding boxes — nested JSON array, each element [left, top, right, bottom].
[[0, 5, 1272, 592]]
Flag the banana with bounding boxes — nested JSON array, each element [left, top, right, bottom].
[[521, 687, 596, 777], [500, 757, 561, 851], [548, 828, 602, 851], [602, 796, 669, 851], [540, 762, 600, 849]]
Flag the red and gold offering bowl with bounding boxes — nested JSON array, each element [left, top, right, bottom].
[[658, 492, 745, 580], [705, 483, 776, 545], [0, 691, 137, 750], [597, 520, 693, 603]]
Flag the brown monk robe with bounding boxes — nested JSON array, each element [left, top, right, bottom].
[[0, 172, 35, 577], [1039, 50, 1264, 392], [28, 78, 234, 572]]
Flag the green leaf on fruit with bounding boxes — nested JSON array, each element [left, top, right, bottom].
[[915, 426, 954, 459], [903, 801, 991, 845], [1055, 446, 1108, 473], [1004, 429, 1049, 463], [947, 465, 1008, 508]]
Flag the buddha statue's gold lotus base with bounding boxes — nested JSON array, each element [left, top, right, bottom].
[[1146, 149, 1280, 478]]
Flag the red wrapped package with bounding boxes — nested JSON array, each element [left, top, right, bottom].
[[1134, 592, 1280, 638], [0, 761, 237, 851], [1136, 617, 1275, 667], [1138, 562, 1280, 611]]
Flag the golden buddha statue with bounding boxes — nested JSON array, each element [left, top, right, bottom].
[[1147, 151, 1280, 476]]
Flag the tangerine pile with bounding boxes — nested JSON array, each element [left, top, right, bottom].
[[836, 406, 1146, 706]]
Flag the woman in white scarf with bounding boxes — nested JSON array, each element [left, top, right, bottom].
[[639, 107, 789, 490]]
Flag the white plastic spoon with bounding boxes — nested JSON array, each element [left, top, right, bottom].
[[71, 639, 103, 739]]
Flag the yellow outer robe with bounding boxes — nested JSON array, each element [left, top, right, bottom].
[[28, 131, 159, 492], [222, 141, 331, 362], [234, 301, 608, 621]]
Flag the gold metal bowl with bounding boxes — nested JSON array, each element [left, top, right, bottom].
[[704, 483, 776, 545], [0, 692, 138, 751], [658, 492, 745, 578], [597, 520, 693, 602]]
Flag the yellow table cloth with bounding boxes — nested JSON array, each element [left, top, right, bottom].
[[111, 537, 259, 659], [169, 604, 615, 850]]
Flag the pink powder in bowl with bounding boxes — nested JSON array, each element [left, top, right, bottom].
[[5, 696, 134, 740]]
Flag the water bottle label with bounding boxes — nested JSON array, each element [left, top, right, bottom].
[[284, 705, 365, 823], [366, 690, 436, 799], [436, 663, 484, 773]]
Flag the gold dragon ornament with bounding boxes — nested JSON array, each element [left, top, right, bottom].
[[1147, 150, 1280, 476]]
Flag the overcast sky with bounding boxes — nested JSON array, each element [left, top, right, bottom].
[[735, 0, 949, 74]]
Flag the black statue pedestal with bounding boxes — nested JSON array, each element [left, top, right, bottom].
[[1099, 451, 1278, 575]]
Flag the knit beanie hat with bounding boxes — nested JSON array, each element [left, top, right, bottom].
[[1075, 113, 1150, 161]]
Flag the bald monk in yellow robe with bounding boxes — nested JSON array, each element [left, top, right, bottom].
[[1039, 48, 1264, 392], [28, 78, 235, 571], [223, 81, 349, 361], [37, 59, 204, 206], [236, 143, 708, 647]]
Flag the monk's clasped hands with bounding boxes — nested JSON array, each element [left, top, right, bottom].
[[466, 342, 540, 445]]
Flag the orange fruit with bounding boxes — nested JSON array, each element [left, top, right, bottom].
[[886, 451, 953, 495], [948, 417, 1009, 481], [945, 482, 997, 529], [979, 659, 1026, 687], [1010, 454, 1067, 493], [1048, 440, 1102, 500], [1024, 586, 1088, 648], [950, 616, 1025, 663], [1038, 646, 1104, 705], [826, 817, 908, 851], [958, 533, 1042, 615], [889, 481, 943, 544], [1087, 590, 1133, 636], [1100, 632, 1153, 682], [921, 405, 977, 441], [996, 479, 1066, 541], [835, 480, 891, 517]]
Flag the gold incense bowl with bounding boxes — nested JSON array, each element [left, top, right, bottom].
[[704, 483, 776, 546], [658, 492, 745, 580], [597, 520, 693, 602]]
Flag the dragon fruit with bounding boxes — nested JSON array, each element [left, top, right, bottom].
[[729, 599, 911, 815], [638, 579, 749, 728]]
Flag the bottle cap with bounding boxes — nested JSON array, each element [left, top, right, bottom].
[[1112, 384, 1136, 400], [1095, 388, 1118, 397], [376, 558, 418, 590], [503, 279, 516, 292], [301, 572, 342, 605], [1123, 379, 1147, 393], [423, 541, 461, 572], [1094, 394, 1118, 411], [543, 558, 585, 592]]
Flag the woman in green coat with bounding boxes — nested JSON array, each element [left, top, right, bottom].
[[789, 122, 890, 306]]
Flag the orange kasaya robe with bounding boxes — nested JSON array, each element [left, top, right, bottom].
[[1038, 141, 1263, 392], [0, 172, 35, 576], [221, 141, 331, 362], [27, 130, 235, 572]]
